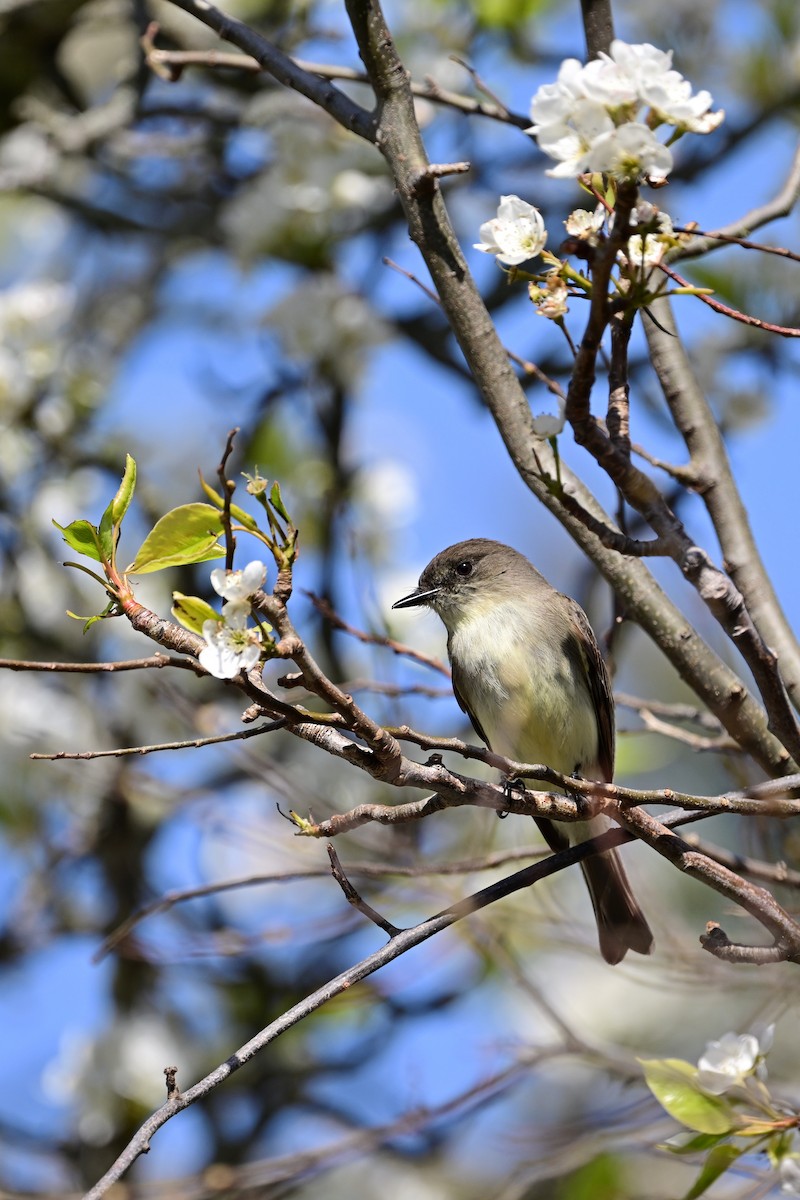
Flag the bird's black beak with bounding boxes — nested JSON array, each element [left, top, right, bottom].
[[392, 585, 439, 609]]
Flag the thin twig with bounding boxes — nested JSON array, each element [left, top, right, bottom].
[[681, 834, 800, 891], [659, 262, 800, 338], [326, 844, 402, 937], [0, 654, 203, 674], [140, 23, 531, 127], [29, 721, 286, 761], [673, 225, 800, 265], [93, 845, 551, 962], [217, 427, 239, 571], [305, 590, 449, 675], [673, 145, 800, 261], [615, 693, 725, 733], [381, 256, 566, 398], [635, 707, 740, 753]]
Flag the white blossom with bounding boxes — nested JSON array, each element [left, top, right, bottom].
[[531, 393, 566, 439], [0, 280, 73, 344], [697, 1031, 764, 1094], [209, 561, 267, 604], [620, 234, 667, 270], [581, 54, 639, 109], [781, 1157, 800, 1196], [474, 195, 547, 266], [564, 205, 606, 243], [532, 101, 614, 178], [199, 604, 263, 679], [645, 78, 724, 133], [610, 41, 724, 132], [529, 58, 590, 126], [605, 40, 675, 90], [585, 122, 673, 183]]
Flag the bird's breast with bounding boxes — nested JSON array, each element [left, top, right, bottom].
[[448, 601, 599, 775]]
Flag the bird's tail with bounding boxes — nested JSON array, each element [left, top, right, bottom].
[[580, 847, 654, 965], [534, 814, 653, 964]]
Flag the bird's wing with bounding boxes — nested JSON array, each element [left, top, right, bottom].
[[450, 656, 492, 749], [564, 597, 615, 783]]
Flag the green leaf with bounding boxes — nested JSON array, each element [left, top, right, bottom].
[[682, 1144, 743, 1200], [110, 454, 137, 525], [66, 599, 119, 632], [53, 519, 105, 563], [98, 455, 137, 562], [663, 1131, 731, 1156], [97, 505, 114, 562], [269, 481, 291, 523], [172, 592, 221, 635], [639, 1059, 736, 1134], [198, 472, 259, 532], [128, 504, 225, 574], [460, 0, 549, 28]]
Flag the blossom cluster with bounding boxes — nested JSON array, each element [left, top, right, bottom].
[[528, 40, 723, 181], [198, 561, 267, 679]]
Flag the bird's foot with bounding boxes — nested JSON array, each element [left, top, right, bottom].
[[498, 776, 527, 819]]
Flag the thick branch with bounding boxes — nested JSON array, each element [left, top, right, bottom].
[[618, 806, 800, 963], [644, 296, 800, 712]]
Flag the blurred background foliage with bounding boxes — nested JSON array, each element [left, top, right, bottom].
[[1, 0, 800, 1196]]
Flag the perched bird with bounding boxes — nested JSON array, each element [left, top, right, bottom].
[[393, 538, 653, 964]]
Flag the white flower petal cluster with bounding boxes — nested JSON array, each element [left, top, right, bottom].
[[528, 40, 723, 181], [199, 604, 263, 679], [210, 560, 267, 603], [199, 561, 268, 678], [697, 1026, 773, 1095], [474, 195, 547, 266]]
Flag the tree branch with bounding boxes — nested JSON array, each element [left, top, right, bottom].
[[643, 295, 800, 713], [164, 0, 377, 141]]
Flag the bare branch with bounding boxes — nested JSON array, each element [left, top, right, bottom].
[[305, 590, 450, 676], [164, 0, 377, 141], [581, 0, 615, 57], [0, 653, 203, 674], [681, 834, 800, 890], [141, 22, 532, 127], [659, 262, 800, 337], [643, 295, 800, 714], [217, 426, 239, 571], [80, 819, 645, 1199], [30, 720, 285, 761], [699, 923, 792, 964], [618, 806, 800, 963], [674, 143, 800, 261], [326, 844, 402, 937], [93, 845, 550, 963]]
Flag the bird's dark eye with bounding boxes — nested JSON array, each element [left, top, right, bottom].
[[455, 560, 473, 577]]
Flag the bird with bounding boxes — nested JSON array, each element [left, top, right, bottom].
[[393, 537, 653, 964]]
